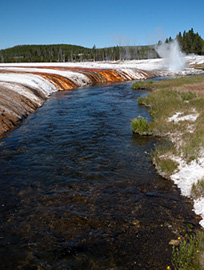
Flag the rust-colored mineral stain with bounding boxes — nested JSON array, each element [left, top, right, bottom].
[[39, 73, 78, 90], [0, 70, 79, 90], [0, 66, 154, 137], [0, 66, 154, 85], [98, 70, 123, 82]]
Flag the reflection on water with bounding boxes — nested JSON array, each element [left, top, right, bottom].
[[0, 82, 199, 269]]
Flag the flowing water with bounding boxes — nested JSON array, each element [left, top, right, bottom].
[[0, 82, 200, 269]]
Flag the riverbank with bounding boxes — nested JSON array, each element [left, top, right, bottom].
[[132, 76, 204, 268], [132, 75, 204, 225], [0, 65, 153, 138], [1, 57, 204, 269], [1, 81, 198, 270], [0, 55, 204, 138]]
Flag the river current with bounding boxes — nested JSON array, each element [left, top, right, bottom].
[[0, 82, 199, 269]]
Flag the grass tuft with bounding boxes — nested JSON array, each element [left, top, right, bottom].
[[152, 150, 178, 178], [132, 116, 152, 135], [138, 97, 144, 105], [180, 91, 198, 101], [131, 116, 151, 135], [132, 80, 154, 90], [191, 179, 204, 199]]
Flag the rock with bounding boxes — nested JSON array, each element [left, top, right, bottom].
[[169, 239, 180, 246]]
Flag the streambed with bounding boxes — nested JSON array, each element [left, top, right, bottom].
[[0, 82, 200, 269]]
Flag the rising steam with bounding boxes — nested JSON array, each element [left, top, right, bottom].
[[156, 39, 186, 72]]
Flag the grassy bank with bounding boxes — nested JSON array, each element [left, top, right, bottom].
[[132, 76, 204, 177], [132, 75, 204, 269]]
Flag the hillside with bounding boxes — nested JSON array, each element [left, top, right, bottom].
[[0, 44, 158, 63]]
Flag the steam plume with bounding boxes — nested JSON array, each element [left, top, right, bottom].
[[156, 39, 186, 72]]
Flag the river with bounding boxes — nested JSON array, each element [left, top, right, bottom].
[[0, 81, 199, 269]]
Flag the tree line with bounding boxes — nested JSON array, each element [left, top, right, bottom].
[[165, 28, 204, 55], [0, 29, 203, 63], [0, 44, 158, 63]]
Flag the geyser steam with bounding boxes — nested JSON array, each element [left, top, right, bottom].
[[156, 39, 186, 72]]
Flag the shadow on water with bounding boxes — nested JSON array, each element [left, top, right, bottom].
[[0, 81, 200, 269]]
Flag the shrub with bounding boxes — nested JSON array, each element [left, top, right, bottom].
[[131, 116, 151, 135], [138, 97, 144, 105]]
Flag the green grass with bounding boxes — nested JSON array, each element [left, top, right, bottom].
[[132, 75, 204, 270], [132, 80, 154, 90], [191, 179, 204, 199], [133, 81, 204, 165], [133, 76, 204, 91], [138, 96, 144, 105], [172, 231, 204, 270], [151, 141, 178, 178], [131, 116, 151, 135], [152, 153, 178, 179], [136, 76, 204, 161], [157, 158, 178, 178], [180, 91, 198, 101]]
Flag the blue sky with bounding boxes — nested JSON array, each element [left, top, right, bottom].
[[1, 0, 204, 50]]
